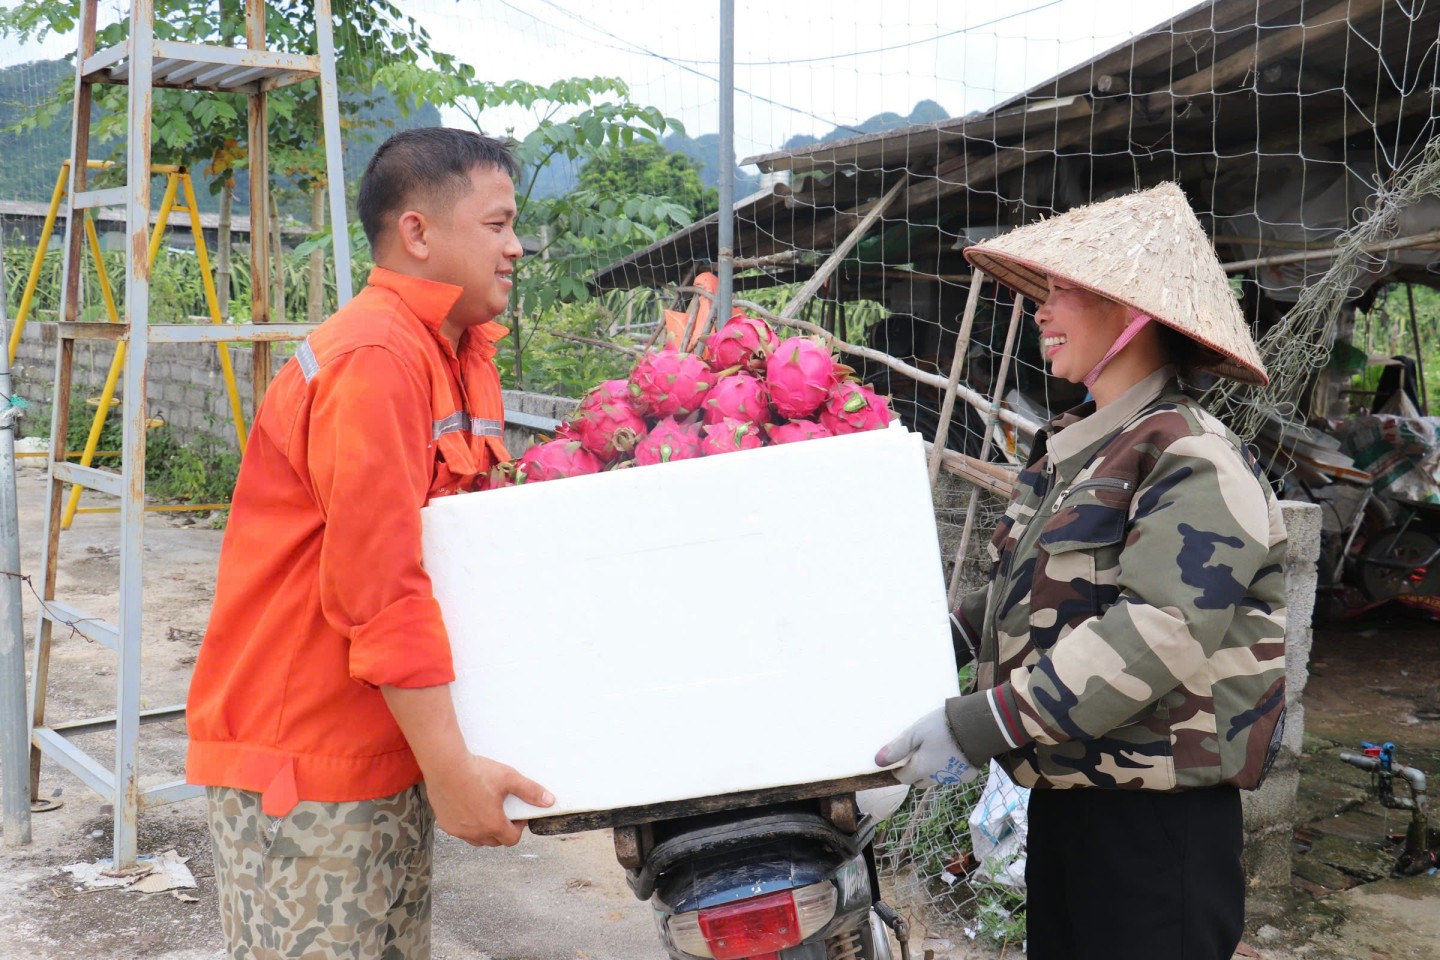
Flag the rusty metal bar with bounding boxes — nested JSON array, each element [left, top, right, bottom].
[[51, 704, 186, 736], [111, 0, 157, 869], [36, 599, 119, 650], [30, 728, 115, 799], [72, 186, 128, 210], [248, 0, 273, 408], [31, 0, 99, 814], [51, 461, 124, 498], [148, 321, 314, 343], [139, 779, 203, 809]]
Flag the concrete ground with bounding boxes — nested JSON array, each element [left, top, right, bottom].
[[0, 459, 1436, 959]]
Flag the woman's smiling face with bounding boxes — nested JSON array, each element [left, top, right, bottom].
[[1032, 278, 1131, 385]]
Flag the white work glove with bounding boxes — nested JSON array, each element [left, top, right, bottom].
[[875, 707, 979, 788]]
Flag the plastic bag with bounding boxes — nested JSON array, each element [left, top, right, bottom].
[[967, 760, 1030, 890]]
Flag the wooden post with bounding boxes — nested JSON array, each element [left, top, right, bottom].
[[1406, 284, 1429, 414], [948, 296, 1024, 608], [926, 271, 986, 486], [779, 178, 906, 321], [247, 0, 272, 407]]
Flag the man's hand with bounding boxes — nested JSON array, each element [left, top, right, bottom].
[[382, 684, 554, 846], [875, 707, 980, 789], [422, 752, 553, 847]]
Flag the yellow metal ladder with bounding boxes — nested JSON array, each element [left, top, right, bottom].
[[8, 160, 250, 527], [27, 0, 352, 868]]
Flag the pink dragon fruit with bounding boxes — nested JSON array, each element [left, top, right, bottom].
[[765, 337, 841, 418], [628, 347, 714, 418], [702, 372, 772, 427], [581, 378, 633, 408], [704, 313, 780, 372], [477, 460, 519, 490], [819, 382, 893, 435], [765, 420, 834, 445], [514, 439, 603, 483], [700, 417, 765, 456], [632, 417, 704, 465], [551, 420, 583, 443], [571, 395, 647, 463]]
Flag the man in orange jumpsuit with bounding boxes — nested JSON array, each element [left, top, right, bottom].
[[186, 128, 552, 959]]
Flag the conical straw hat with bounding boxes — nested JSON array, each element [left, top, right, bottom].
[[963, 182, 1267, 385]]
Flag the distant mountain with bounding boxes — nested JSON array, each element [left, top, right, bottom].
[[0, 59, 439, 217], [783, 99, 952, 151], [341, 94, 443, 185], [663, 131, 759, 203]]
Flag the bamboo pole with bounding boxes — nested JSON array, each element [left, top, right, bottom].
[[1221, 228, 1440, 273], [704, 291, 1043, 437], [779, 178, 907, 321], [1406, 283, 1429, 415], [925, 446, 1018, 498], [551, 331, 642, 356], [927, 272, 986, 486], [949, 296, 1024, 608]]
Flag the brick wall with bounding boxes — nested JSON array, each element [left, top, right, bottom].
[[9, 322, 573, 455]]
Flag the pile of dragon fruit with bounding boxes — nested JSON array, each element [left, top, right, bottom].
[[487, 312, 894, 486]]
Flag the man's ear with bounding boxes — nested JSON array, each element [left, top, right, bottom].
[[394, 209, 430, 261]]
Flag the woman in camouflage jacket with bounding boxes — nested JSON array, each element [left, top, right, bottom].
[[877, 183, 1287, 960]]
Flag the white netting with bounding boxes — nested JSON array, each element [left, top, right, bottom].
[[5, 1, 1440, 950]]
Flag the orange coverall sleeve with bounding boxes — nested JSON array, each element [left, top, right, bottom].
[[305, 345, 456, 689]]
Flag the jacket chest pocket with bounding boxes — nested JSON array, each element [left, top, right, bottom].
[[431, 432, 482, 498], [1029, 478, 1133, 645]]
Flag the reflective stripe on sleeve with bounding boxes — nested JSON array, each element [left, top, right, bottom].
[[432, 412, 505, 441], [296, 339, 320, 383]]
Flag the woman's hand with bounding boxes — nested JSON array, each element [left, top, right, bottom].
[[876, 707, 980, 788]]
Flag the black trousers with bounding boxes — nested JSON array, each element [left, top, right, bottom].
[[1025, 786, 1244, 960]]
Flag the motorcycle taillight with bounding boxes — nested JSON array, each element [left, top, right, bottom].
[[697, 889, 799, 959], [667, 882, 838, 960]]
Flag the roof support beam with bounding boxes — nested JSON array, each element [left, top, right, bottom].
[[904, 0, 1382, 212], [778, 177, 907, 320]]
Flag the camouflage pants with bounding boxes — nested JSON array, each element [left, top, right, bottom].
[[206, 784, 434, 960]]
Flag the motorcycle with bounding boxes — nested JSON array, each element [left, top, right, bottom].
[[1354, 496, 1440, 610], [612, 787, 911, 960]]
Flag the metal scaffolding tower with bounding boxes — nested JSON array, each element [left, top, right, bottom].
[[27, 0, 352, 867]]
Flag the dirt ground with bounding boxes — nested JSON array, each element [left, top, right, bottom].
[[0, 458, 1436, 959]]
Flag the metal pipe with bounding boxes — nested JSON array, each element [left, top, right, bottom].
[[715, 0, 734, 328], [112, 0, 157, 869], [1340, 752, 1429, 806], [0, 226, 33, 846]]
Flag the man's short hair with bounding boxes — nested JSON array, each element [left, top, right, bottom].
[[357, 128, 520, 250]]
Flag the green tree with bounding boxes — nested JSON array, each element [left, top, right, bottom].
[[578, 142, 717, 221], [375, 66, 695, 392], [1, 1, 464, 321]]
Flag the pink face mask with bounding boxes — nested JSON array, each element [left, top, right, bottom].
[[1082, 310, 1151, 389]]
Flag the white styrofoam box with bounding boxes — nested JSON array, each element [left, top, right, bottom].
[[421, 423, 961, 820]]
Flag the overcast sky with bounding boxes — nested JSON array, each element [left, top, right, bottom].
[[2, 0, 1199, 163]]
